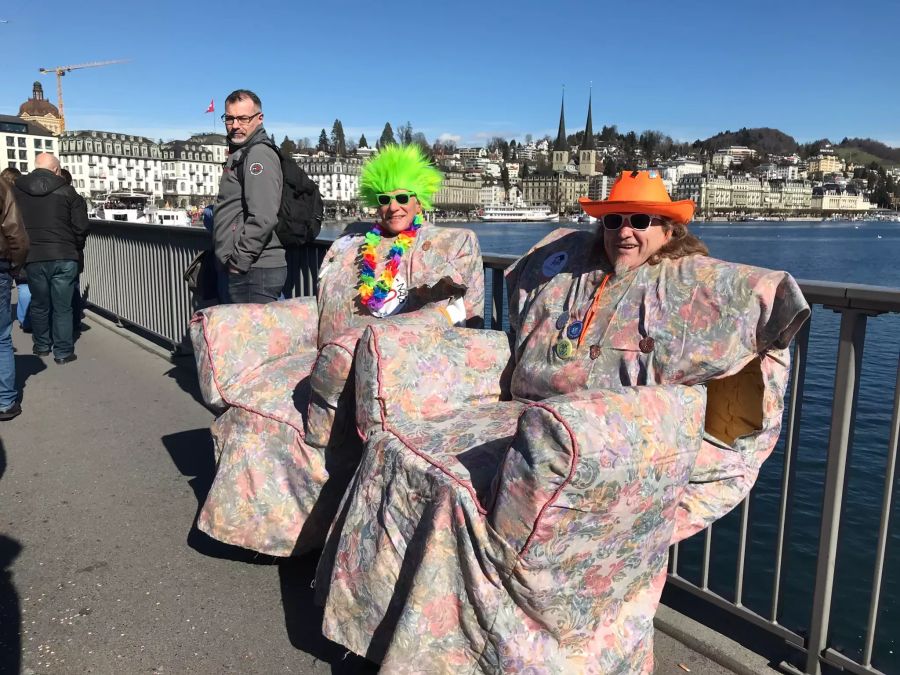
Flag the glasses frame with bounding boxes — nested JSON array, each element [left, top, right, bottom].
[[221, 112, 262, 126], [376, 192, 417, 206], [601, 213, 665, 231]]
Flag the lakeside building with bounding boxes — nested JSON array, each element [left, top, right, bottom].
[[522, 174, 590, 212], [295, 154, 361, 204], [18, 82, 63, 137], [807, 153, 844, 175], [59, 130, 163, 201], [433, 171, 482, 210], [1, 114, 56, 174], [811, 184, 873, 212], [674, 174, 817, 214], [759, 162, 802, 181], [660, 159, 704, 184], [712, 145, 756, 170], [480, 184, 506, 206], [160, 140, 222, 207], [587, 174, 616, 201]]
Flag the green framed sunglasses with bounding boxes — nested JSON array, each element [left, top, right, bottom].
[[376, 192, 417, 206]]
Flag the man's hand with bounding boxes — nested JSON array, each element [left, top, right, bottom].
[[227, 263, 243, 275]]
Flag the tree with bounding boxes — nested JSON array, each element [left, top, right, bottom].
[[358, 133, 369, 149], [331, 119, 347, 156], [280, 135, 297, 156], [411, 132, 431, 158], [600, 125, 618, 143], [317, 128, 330, 153], [397, 121, 414, 145], [296, 137, 311, 150], [377, 122, 395, 149], [500, 164, 511, 193], [525, 133, 533, 145], [603, 157, 618, 177]]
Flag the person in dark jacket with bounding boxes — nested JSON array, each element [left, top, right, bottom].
[[213, 89, 286, 303], [0, 177, 29, 420], [14, 153, 88, 364], [0, 168, 29, 332]]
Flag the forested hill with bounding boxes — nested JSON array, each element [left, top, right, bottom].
[[698, 127, 899, 166]]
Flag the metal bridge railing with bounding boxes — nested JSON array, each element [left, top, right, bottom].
[[82, 220, 899, 675]]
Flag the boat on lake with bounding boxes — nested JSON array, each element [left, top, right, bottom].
[[480, 203, 559, 222]]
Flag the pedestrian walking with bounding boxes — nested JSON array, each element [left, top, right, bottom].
[[0, 176, 29, 420], [13, 153, 88, 364]]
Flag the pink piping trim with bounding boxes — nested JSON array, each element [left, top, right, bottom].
[[196, 312, 313, 439], [519, 401, 579, 557], [370, 328, 388, 432], [385, 423, 488, 515]]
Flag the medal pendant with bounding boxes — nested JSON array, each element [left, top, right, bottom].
[[556, 337, 574, 360]]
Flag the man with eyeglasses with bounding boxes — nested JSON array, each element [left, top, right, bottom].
[[213, 89, 286, 303]]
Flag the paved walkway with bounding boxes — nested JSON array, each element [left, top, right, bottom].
[[0, 314, 736, 674]]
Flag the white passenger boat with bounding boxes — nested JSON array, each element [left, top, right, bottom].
[[95, 191, 191, 226], [480, 204, 559, 222]]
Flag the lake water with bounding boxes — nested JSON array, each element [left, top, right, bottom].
[[323, 219, 900, 670]]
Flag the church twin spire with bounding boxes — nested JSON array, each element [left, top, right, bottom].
[[553, 85, 594, 153]]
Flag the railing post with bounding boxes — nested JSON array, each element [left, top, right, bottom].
[[491, 268, 504, 330], [799, 308, 868, 675]]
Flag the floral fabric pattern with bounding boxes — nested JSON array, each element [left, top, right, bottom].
[[317, 229, 810, 672], [190, 223, 484, 556]]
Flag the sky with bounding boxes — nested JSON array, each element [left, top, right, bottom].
[[2, 0, 899, 148]]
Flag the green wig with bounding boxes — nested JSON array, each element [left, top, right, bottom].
[[359, 144, 443, 211]]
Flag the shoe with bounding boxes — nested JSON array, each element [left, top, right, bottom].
[[54, 354, 77, 364], [0, 402, 22, 421], [33, 347, 50, 357]]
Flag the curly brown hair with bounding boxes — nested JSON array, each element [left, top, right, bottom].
[[647, 220, 709, 264]]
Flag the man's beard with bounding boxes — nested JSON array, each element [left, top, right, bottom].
[[614, 260, 632, 276]]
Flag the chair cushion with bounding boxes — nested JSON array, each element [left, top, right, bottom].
[[386, 400, 528, 509], [227, 351, 318, 437]]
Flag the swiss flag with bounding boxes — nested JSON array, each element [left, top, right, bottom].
[[205, 99, 214, 113]]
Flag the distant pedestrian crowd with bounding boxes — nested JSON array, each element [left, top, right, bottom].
[[0, 153, 88, 422]]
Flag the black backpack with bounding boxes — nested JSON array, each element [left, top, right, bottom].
[[236, 138, 324, 247]]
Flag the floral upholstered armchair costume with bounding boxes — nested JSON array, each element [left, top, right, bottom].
[[191, 145, 484, 557], [315, 172, 811, 673]]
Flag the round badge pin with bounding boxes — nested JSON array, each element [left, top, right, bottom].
[[639, 336, 655, 354], [555, 312, 569, 330], [542, 251, 569, 278], [555, 337, 574, 360], [589, 344, 601, 360], [566, 320, 583, 340]]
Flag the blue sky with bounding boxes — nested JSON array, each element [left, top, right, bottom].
[[2, 0, 898, 147]]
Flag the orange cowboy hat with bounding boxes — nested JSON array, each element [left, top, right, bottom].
[[579, 170, 695, 225]]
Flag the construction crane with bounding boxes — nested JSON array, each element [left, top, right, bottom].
[[38, 59, 127, 134]]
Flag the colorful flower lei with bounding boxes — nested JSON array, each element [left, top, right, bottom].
[[358, 213, 423, 311]]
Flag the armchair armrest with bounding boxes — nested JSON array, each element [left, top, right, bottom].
[[354, 324, 513, 437], [490, 385, 706, 556], [190, 296, 318, 411]]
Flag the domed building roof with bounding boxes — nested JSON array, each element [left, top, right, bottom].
[[19, 82, 60, 117]]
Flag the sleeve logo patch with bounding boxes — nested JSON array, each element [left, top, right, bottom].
[[249, 162, 264, 176]]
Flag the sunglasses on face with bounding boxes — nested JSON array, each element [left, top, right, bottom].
[[601, 213, 663, 231], [376, 192, 417, 206]]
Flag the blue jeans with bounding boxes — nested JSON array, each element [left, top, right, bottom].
[[26, 260, 79, 359], [0, 261, 16, 409], [16, 281, 30, 329], [226, 265, 287, 304]]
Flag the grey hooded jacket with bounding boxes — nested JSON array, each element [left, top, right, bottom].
[[213, 126, 285, 272]]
